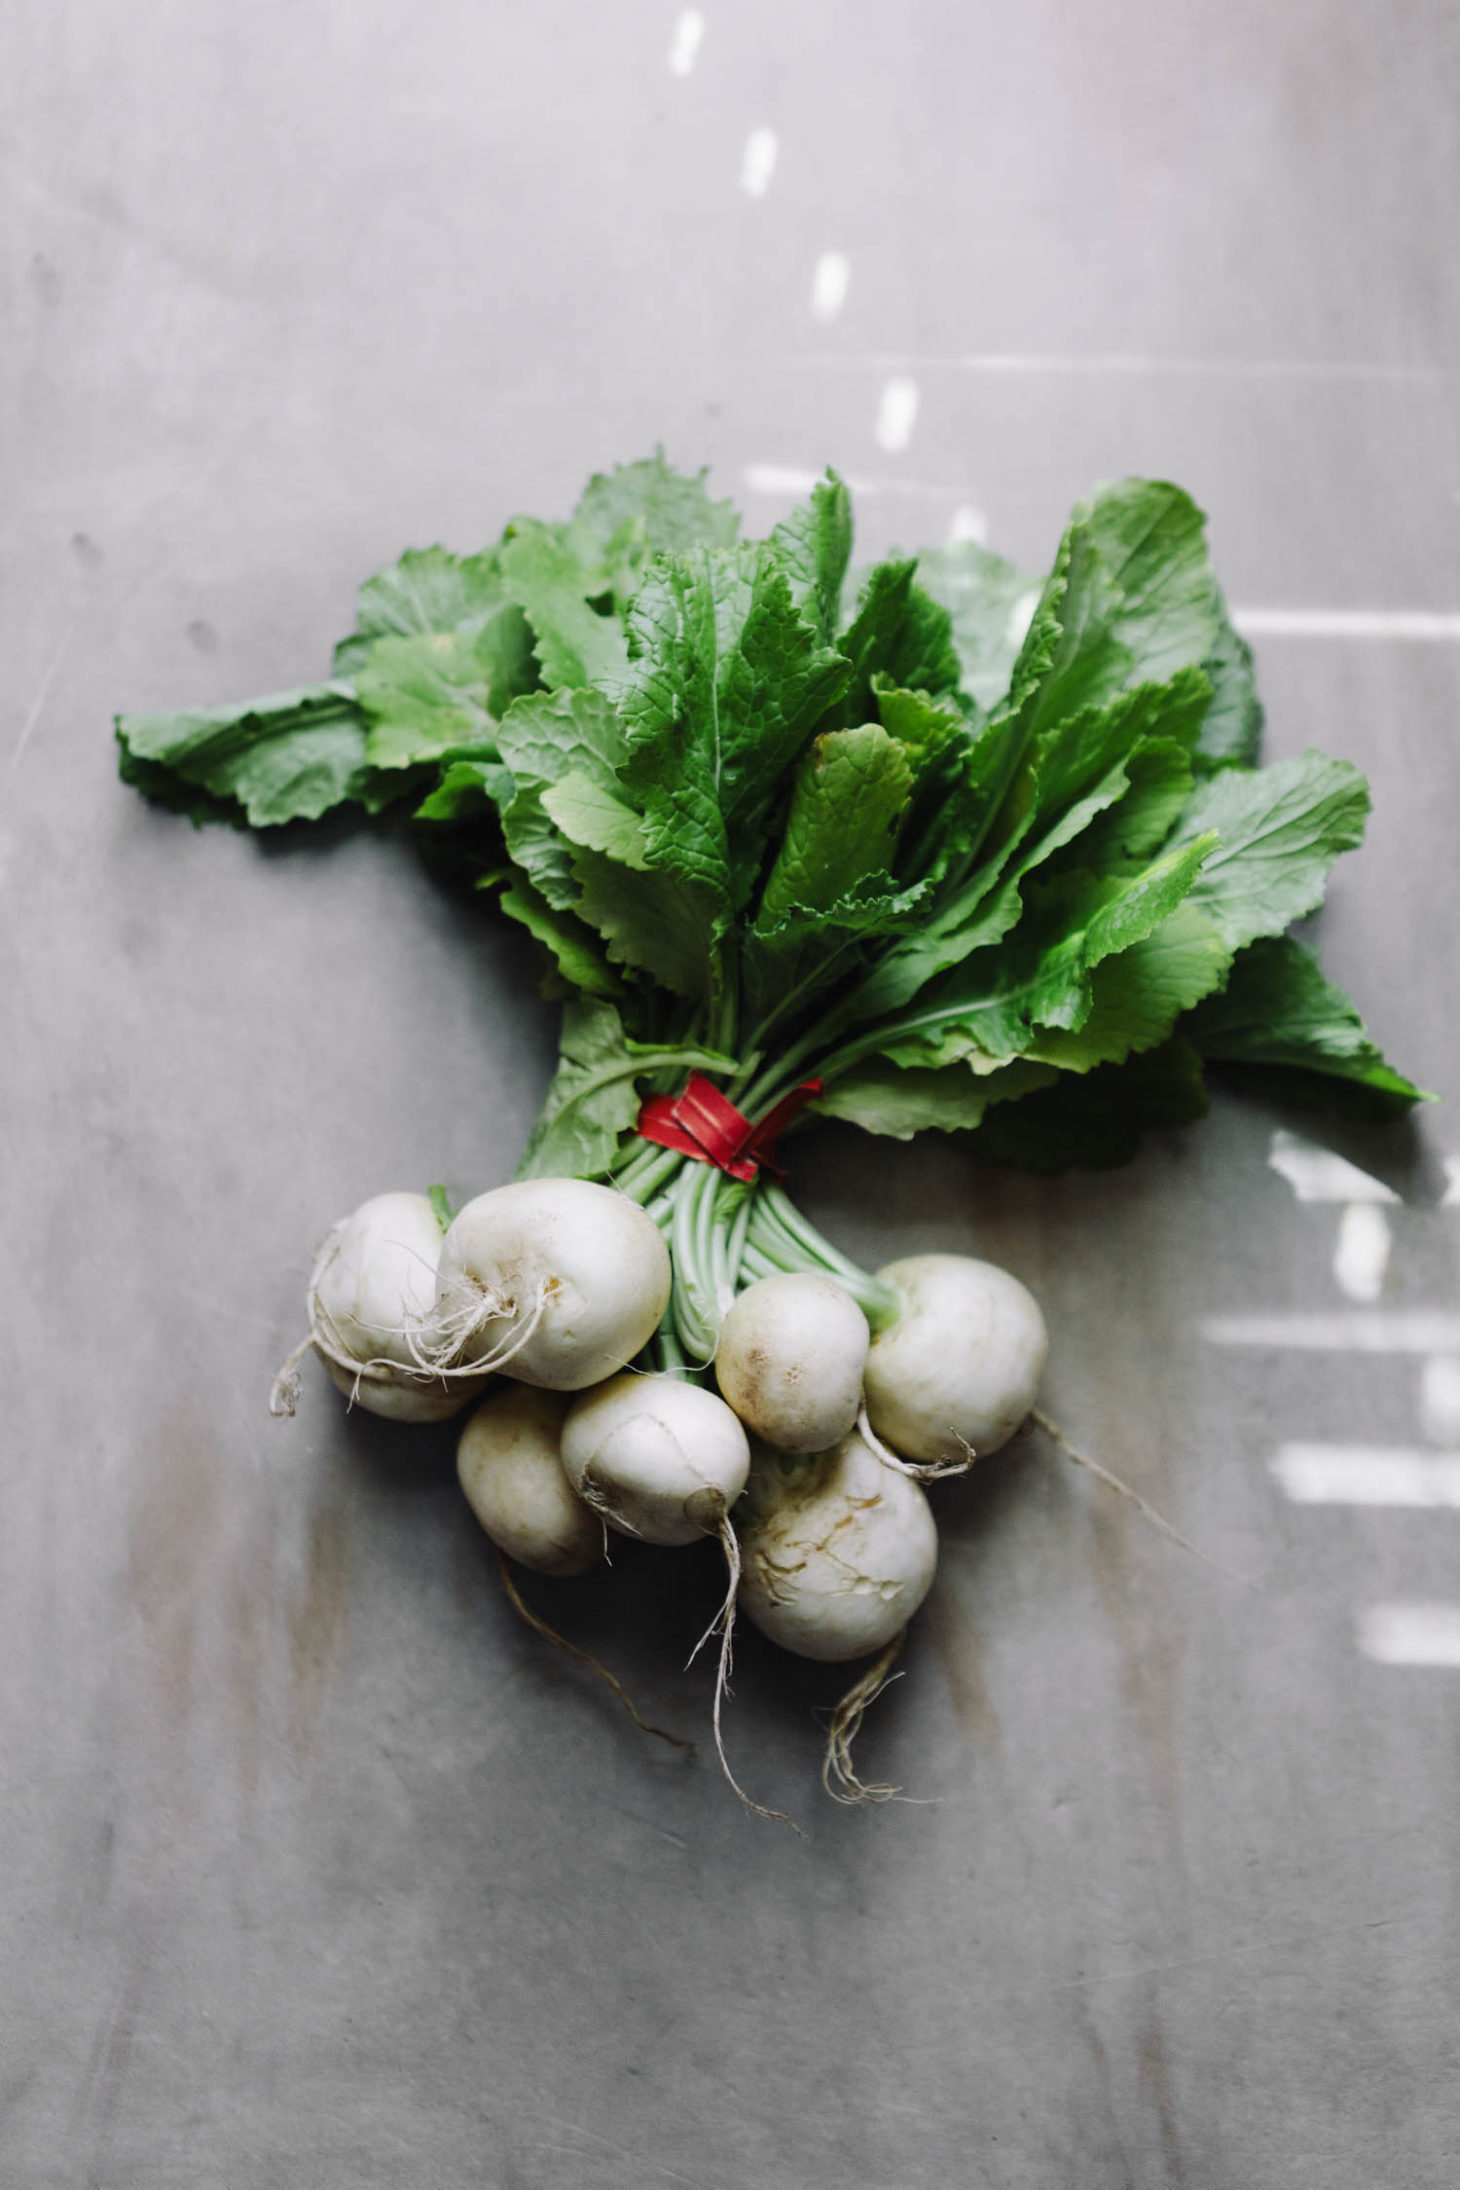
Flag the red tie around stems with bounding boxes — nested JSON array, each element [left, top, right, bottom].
[[636, 1073, 824, 1183]]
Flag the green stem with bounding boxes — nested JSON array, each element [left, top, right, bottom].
[[669, 1162, 722, 1362], [724, 1181, 755, 1292], [654, 1320, 688, 1376], [613, 1139, 677, 1198], [746, 1185, 899, 1329]]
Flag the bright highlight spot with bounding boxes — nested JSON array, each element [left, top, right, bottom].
[[1421, 1356, 1460, 1444], [1269, 1129, 1398, 1204], [1232, 610, 1460, 642], [947, 505, 988, 545], [740, 127, 777, 197], [1202, 1312, 1460, 1353], [874, 377, 919, 453], [1332, 1203, 1391, 1303], [1357, 1603, 1460, 1667], [743, 463, 822, 497], [1271, 1444, 1460, 1506], [810, 252, 850, 323], [667, 10, 705, 75]]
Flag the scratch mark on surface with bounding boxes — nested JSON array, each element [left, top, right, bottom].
[[801, 348, 1445, 383], [534, 2115, 700, 2186], [9, 622, 73, 775]]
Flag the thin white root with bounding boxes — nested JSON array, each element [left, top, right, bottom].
[[686, 1504, 737, 1669], [268, 1337, 316, 1419], [858, 1404, 975, 1483], [822, 1632, 908, 1805], [495, 1550, 694, 1753], [1028, 1408, 1256, 1591], [272, 1309, 482, 1421], [402, 1280, 548, 1380], [703, 1516, 805, 1836], [578, 1472, 644, 1542]]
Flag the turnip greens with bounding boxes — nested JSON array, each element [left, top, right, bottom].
[[117, 456, 1425, 1810]]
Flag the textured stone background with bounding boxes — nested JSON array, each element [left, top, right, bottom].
[[4, 3, 1459, 2182]]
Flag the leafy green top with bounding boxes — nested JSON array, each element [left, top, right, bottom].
[[116, 454, 1426, 1174]]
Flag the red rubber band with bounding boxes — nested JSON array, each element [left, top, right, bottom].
[[636, 1072, 823, 1182]]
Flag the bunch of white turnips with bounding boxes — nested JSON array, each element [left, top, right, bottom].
[[279, 1172, 1048, 1812]]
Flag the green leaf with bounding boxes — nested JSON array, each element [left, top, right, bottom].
[[814, 1056, 1057, 1139], [116, 683, 385, 827], [332, 545, 520, 676], [428, 1184, 455, 1231], [616, 544, 852, 915], [756, 725, 912, 932], [492, 687, 719, 998], [356, 610, 534, 769], [837, 559, 962, 723], [963, 1038, 1212, 1172], [498, 519, 630, 690], [1168, 749, 1370, 949], [768, 472, 854, 643], [914, 541, 1042, 714], [1071, 737, 1197, 865], [1031, 481, 1227, 729], [541, 770, 649, 867], [413, 756, 513, 823], [875, 832, 1218, 1067], [570, 849, 718, 999], [1196, 604, 1263, 772], [1028, 667, 1209, 825], [1028, 903, 1233, 1071], [1184, 936, 1429, 1109], [850, 671, 1207, 1023], [491, 870, 622, 1001], [567, 453, 740, 610], [514, 1000, 732, 1181], [494, 687, 631, 910]]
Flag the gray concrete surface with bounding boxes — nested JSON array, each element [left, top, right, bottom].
[[4, 2, 1460, 2183]]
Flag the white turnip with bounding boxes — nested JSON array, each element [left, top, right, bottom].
[[560, 1373, 750, 1546], [737, 1426, 938, 1663], [434, 1178, 671, 1390], [276, 1190, 486, 1422], [714, 1272, 869, 1453], [863, 1254, 1048, 1465], [457, 1386, 601, 1576]]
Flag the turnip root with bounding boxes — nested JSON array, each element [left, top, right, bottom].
[[738, 1426, 938, 1663], [560, 1373, 750, 1546], [863, 1254, 1048, 1465], [272, 1190, 486, 1422], [457, 1386, 601, 1576], [714, 1273, 869, 1453], [561, 1370, 793, 1826], [434, 1179, 670, 1390]]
